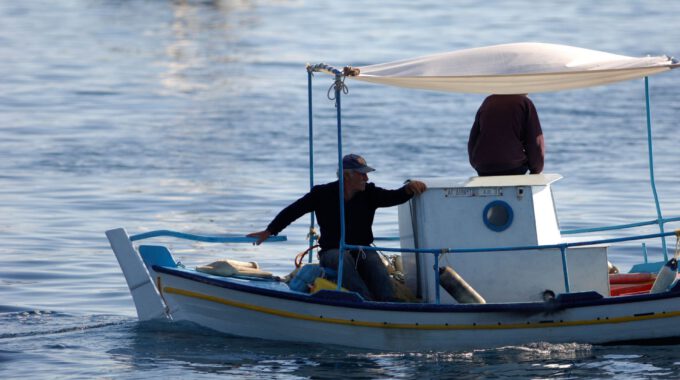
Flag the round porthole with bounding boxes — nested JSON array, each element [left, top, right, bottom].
[[482, 200, 513, 232]]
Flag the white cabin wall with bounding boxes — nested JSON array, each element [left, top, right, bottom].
[[412, 185, 541, 249], [398, 175, 610, 303], [398, 202, 419, 296], [532, 186, 562, 245], [421, 246, 610, 303]]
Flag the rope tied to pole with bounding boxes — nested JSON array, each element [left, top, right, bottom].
[[327, 76, 349, 102], [356, 247, 366, 270], [307, 226, 319, 243]]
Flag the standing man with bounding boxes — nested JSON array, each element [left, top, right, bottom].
[[248, 154, 427, 301], [468, 94, 545, 176]]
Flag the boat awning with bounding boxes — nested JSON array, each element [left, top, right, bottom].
[[345, 43, 679, 94]]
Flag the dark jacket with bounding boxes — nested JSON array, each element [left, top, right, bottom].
[[267, 181, 413, 250], [468, 94, 545, 174]]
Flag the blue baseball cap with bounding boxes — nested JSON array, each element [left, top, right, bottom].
[[342, 154, 375, 173]]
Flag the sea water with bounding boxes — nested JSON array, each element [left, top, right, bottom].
[[2, 0, 680, 378]]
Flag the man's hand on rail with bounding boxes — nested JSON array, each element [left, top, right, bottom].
[[405, 180, 427, 196], [247, 230, 272, 245]]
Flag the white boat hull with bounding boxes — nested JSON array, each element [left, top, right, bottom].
[[154, 266, 680, 351], [108, 228, 680, 351]]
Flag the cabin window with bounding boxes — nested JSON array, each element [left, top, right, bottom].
[[483, 200, 513, 232]]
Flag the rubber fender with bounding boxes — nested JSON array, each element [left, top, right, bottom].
[[439, 266, 486, 304], [650, 258, 678, 293]]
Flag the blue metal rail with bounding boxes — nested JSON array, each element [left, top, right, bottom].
[[307, 66, 318, 263], [334, 73, 347, 292], [130, 230, 287, 243], [345, 229, 679, 302], [644, 76, 668, 260], [562, 216, 680, 235]]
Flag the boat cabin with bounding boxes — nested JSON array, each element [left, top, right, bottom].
[[398, 174, 610, 303]]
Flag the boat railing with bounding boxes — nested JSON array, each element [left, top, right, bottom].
[[366, 216, 680, 275], [364, 216, 680, 240], [561, 216, 680, 269], [128, 228, 678, 305], [345, 229, 680, 304], [561, 216, 680, 235], [129, 230, 287, 243], [129, 231, 401, 243]]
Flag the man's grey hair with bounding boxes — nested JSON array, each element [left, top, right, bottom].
[[337, 168, 354, 178]]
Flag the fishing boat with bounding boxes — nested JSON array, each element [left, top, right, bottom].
[[108, 42, 680, 351]]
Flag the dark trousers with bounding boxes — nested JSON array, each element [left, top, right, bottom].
[[318, 249, 395, 301]]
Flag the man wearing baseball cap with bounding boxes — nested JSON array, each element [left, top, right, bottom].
[[248, 154, 426, 301]]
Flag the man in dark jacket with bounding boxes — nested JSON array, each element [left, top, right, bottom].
[[468, 94, 545, 176], [248, 154, 426, 301]]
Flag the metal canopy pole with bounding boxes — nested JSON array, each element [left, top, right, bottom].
[[307, 68, 317, 262], [307, 63, 348, 290], [560, 245, 571, 292], [644, 76, 668, 261], [334, 74, 347, 291]]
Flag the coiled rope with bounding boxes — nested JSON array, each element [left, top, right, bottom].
[[327, 76, 349, 101]]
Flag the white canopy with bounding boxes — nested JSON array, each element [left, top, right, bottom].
[[350, 43, 678, 94]]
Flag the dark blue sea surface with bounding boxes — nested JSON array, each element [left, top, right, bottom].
[[2, 0, 680, 378]]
